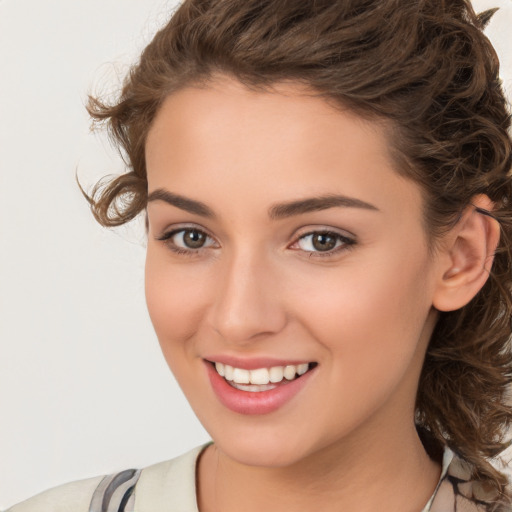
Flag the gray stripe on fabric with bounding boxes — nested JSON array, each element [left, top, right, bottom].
[[89, 469, 141, 512]]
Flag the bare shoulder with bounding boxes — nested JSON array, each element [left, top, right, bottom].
[[4, 475, 104, 512]]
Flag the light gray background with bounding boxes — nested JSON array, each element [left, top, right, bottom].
[[1, 0, 511, 508]]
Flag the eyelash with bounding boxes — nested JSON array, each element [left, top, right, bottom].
[[156, 227, 356, 258], [291, 230, 356, 258], [156, 228, 217, 257]]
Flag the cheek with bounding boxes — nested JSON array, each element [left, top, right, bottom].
[[290, 249, 435, 379], [144, 246, 211, 355]]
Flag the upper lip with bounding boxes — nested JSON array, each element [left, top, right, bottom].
[[204, 355, 315, 370]]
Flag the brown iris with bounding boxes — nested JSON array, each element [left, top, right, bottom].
[[312, 233, 338, 251], [182, 229, 207, 249]]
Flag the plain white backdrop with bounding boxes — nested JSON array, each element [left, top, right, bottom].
[[0, 0, 511, 508]]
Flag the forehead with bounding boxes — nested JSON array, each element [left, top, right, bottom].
[[148, 77, 384, 149], [145, 77, 423, 223]]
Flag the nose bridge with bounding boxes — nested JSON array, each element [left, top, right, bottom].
[[208, 244, 286, 344]]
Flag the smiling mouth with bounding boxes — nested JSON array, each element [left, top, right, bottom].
[[209, 361, 318, 392]]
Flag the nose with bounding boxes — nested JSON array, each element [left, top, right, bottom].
[[207, 249, 287, 345]]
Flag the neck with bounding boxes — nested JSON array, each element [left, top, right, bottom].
[[197, 418, 441, 512]]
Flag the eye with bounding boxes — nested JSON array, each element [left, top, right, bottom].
[[292, 230, 355, 255], [157, 227, 217, 254], [174, 229, 209, 249]]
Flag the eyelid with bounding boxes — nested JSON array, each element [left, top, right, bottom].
[[291, 225, 356, 242], [155, 222, 215, 240]]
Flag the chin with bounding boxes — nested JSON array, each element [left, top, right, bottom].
[[219, 437, 307, 468], [202, 418, 322, 468]]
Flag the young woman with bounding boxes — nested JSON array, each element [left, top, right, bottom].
[[7, 0, 512, 511]]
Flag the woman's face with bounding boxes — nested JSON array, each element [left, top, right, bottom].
[[145, 77, 443, 467]]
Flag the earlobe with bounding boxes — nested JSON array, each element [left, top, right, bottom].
[[432, 195, 500, 312]]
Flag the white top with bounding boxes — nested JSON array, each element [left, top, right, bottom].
[[4, 445, 202, 512], [4, 444, 506, 512]]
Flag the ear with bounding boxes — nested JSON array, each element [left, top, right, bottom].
[[432, 195, 500, 312]]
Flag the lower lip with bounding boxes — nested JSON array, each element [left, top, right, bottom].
[[205, 362, 315, 415]]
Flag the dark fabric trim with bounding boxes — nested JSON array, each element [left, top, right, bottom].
[[89, 469, 141, 512]]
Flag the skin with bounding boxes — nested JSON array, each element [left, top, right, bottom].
[[144, 76, 471, 511]]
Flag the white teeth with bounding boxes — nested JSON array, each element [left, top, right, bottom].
[[269, 366, 284, 383], [215, 362, 311, 386], [284, 365, 297, 380], [231, 382, 276, 392], [297, 363, 308, 376], [215, 362, 225, 377], [233, 368, 250, 384], [250, 368, 270, 385], [224, 364, 234, 381]]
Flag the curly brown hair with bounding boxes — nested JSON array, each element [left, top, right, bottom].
[[85, 0, 512, 504]]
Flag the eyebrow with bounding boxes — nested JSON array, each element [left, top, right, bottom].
[[147, 189, 215, 218], [268, 195, 379, 219], [147, 189, 379, 219]]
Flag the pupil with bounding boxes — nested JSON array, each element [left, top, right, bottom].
[[312, 233, 336, 251], [184, 230, 205, 249]]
